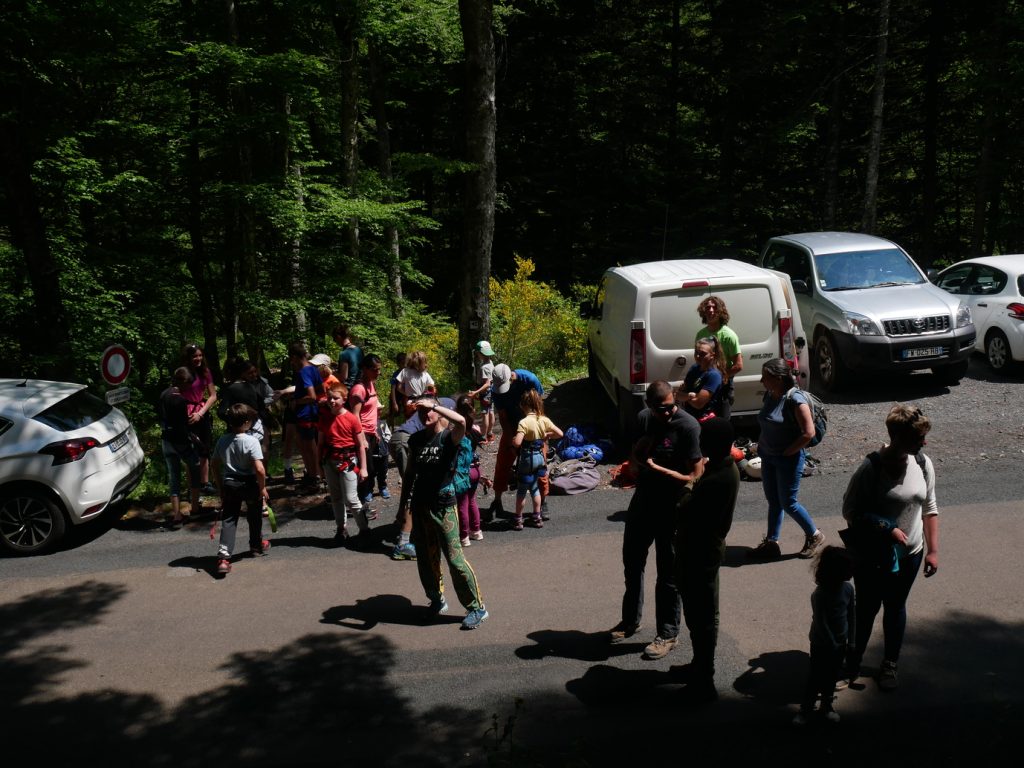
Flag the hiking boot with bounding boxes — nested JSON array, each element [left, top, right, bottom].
[[642, 636, 678, 660], [798, 530, 826, 559], [748, 537, 781, 561], [540, 500, 550, 521], [250, 539, 271, 557], [528, 516, 543, 528], [512, 517, 524, 531], [878, 660, 899, 691], [216, 558, 231, 577], [283, 467, 296, 484], [390, 542, 417, 561], [608, 622, 642, 643], [462, 606, 489, 630]]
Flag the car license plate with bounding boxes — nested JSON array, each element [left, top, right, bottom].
[[903, 347, 942, 360], [109, 433, 129, 453]]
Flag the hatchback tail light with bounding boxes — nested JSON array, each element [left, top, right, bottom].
[[1008, 303, 1024, 320], [778, 309, 797, 368], [629, 323, 647, 387], [39, 437, 100, 465]]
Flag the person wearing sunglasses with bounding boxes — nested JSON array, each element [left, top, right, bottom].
[[608, 380, 703, 662], [681, 337, 728, 423]]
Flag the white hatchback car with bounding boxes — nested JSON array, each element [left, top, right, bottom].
[[0, 379, 145, 555], [934, 255, 1024, 373]]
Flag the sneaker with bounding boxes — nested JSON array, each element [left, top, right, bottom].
[[470, 530, 484, 541], [362, 504, 379, 522], [216, 558, 231, 576], [250, 539, 271, 556], [608, 622, 642, 643], [362, 492, 373, 504], [748, 537, 781, 561], [201, 482, 218, 495], [283, 467, 296, 484], [878, 660, 899, 691], [642, 636, 678, 660], [317, 478, 328, 491], [460, 536, 471, 547], [380, 488, 391, 499], [462, 606, 489, 630], [512, 518, 524, 531], [528, 516, 544, 528], [428, 596, 449, 616], [540, 500, 550, 521], [798, 530, 826, 559], [390, 542, 417, 561], [824, 708, 841, 723]]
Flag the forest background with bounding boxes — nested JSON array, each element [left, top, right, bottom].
[[2, 1, 1023, 482]]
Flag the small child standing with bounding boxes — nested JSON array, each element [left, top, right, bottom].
[[212, 404, 270, 577], [512, 389, 563, 530], [396, 350, 436, 415], [317, 384, 368, 545], [794, 545, 856, 725], [455, 394, 484, 546], [470, 341, 496, 443]]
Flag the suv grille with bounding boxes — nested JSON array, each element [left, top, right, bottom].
[[883, 315, 950, 336]]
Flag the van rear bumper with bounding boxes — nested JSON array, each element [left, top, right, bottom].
[[832, 326, 976, 371]]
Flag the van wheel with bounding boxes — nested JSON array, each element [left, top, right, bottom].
[[932, 360, 968, 385], [814, 333, 847, 392], [0, 489, 67, 555]]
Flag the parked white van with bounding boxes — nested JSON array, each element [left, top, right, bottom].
[[585, 259, 810, 439]]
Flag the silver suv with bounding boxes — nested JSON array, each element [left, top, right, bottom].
[[761, 232, 976, 390]]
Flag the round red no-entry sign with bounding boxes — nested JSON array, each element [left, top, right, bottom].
[[100, 345, 131, 385]]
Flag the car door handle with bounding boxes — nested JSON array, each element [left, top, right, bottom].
[[977, 302, 987, 307]]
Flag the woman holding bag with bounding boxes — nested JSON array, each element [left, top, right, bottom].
[[840, 404, 939, 691]]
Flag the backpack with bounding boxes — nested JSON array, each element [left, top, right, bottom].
[[549, 456, 601, 495], [784, 387, 827, 447], [445, 436, 475, 496]]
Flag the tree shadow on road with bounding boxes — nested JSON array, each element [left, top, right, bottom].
[[1, 581, 482, 767]]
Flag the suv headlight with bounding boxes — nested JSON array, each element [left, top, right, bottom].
[[843, 311, 882, 336], [955, 302, 972, 328]]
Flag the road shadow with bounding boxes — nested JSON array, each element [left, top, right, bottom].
[[0, 582, 483, 767], [721, 545, 802, 568], [321, 593, 462, 629], [515, 629, 644, 662]]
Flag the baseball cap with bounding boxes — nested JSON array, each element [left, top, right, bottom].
[[310, 353, 333, 366], [491, 363, 512, 394], [475, 340, 495, 357]]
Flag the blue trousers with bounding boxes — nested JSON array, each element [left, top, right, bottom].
[[761, 451, 816, 540]]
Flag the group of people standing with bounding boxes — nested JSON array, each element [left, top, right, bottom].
[[611, 296, 941, 717]]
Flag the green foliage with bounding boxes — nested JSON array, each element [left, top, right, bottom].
[[489, 257, 588, 387]]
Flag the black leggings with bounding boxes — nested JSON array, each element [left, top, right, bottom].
[[852, 549, 923, 665]]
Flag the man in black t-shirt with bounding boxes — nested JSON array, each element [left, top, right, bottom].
[[609, 380, 703, 661]]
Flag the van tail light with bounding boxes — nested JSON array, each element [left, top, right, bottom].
[[1008, 303, 1024, 320], [629, 324, 647, 386], [778, 309, 796, 369], [39, 437, 100, 465]]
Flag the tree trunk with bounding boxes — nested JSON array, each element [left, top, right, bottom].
[[919, 0, 945, 266], [861, 0, 890, 234], [823, 73, 843, 229], [334, 3, 360, 260], [369, 40, 403, 318], [181, 0, 221, 382], [458, 0, 496, 381], [0, 123, 73, 379]]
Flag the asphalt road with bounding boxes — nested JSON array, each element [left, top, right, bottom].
[[3, 445, 1022, 767]]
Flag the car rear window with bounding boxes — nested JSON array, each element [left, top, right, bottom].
[[33, 389, 113, 431], [649, 286, 776, 349]]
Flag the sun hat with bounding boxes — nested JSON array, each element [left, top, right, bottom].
[[475, 340, 495, 357], [491, 363, 512, 394], [310, 353, 333, 366]]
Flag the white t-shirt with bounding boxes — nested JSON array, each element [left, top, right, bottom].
[[397, 368, 436, 398]]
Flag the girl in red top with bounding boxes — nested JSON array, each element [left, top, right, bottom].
[[318, 384, 368, 545]]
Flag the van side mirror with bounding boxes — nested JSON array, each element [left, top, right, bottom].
[[791, 279, 811, 295], [926, 268, 938, 282], [795, 336, 806, 350], [580, 300, 594, 318]]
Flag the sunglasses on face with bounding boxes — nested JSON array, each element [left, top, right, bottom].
[[651, 403, 675, 413]]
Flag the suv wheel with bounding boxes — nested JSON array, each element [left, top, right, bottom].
[[985, 330, 1014, 373], [814, 333, 846, 392], [0, 489, 67, 555]]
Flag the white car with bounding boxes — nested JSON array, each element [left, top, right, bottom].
[[934, 255, 1024, 373], [0, 379, 145, 555]]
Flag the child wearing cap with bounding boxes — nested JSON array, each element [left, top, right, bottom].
[[470, 340, 496, 443]]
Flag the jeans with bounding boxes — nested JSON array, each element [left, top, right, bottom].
[[761, 451, 816, 540], [851, 549, 923, 666], [621, 484, 681, 640], [162, 439, 200, 498]]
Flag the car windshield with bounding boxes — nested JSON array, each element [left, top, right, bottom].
[[815, 248, 924, 291], [33, 388, 112, 430]]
